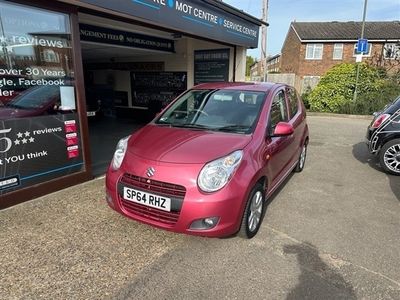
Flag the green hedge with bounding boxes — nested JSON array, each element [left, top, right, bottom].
[[305, 63, 399, 115]]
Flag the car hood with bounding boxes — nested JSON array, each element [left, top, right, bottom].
[[127, 124, 252, 164]]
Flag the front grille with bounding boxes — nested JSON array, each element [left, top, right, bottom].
[[119, 174, 186, 226], [120, 173, 186, 198]]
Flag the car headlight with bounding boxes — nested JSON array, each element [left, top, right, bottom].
[[198, 150, 243, 192], [111, 136, 130, 171]]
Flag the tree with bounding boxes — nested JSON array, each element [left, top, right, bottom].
[[246, 56, 256, 77]]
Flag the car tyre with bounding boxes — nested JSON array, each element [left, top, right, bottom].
[[379, 138, 400, 176], [238, 183, 265, 239], [294, 141, 308, 172]]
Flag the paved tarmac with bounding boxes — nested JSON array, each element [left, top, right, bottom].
[[1, 115, 399, 299]]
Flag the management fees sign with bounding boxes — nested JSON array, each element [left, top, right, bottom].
[[79, 0, 260, 48]]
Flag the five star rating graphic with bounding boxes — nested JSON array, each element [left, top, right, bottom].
[[14, 131, 35, 145]]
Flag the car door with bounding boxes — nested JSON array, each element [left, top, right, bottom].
[[264, 89, 296, 187]]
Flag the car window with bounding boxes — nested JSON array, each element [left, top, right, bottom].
[[287, 87, 299, 119], [269, 90, 288, 132]]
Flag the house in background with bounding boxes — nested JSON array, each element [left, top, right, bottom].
[[280, 21, 400, 92], [249, 53, 282, 81], [250, 60, 263, 81], [266, 53, 281, 73]]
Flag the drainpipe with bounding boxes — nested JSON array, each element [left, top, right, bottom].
[[233, 45, 236, 82]]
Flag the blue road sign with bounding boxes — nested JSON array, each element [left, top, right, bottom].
[[357, 39, 369, 53]]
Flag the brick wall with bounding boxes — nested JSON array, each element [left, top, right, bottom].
[[280, 28, 301, 74], [281, 27, 400, 92], [298, 42, 399, 90]]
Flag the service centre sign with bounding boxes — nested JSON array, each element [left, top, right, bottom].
[[79, 0, 260, 48]]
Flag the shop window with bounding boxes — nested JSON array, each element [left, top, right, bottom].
[[0, 1, 83, 196], [305, 44, 323, 60], [333, 43, 343, 60]]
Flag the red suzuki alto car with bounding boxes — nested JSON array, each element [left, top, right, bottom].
[[106, 82, 309, 238]]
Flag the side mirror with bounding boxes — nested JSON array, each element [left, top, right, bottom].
[[273, 122, 294, 137]]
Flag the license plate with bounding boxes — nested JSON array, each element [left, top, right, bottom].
[[123, 187, 171, 212], [87, 111, 96, 117]]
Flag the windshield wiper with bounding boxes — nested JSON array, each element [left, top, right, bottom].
[[215, 125, 250, 133], [156, 122, 172, 127], [172, 123, 212, 130]]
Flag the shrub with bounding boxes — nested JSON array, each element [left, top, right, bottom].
[[308, 63, 385, 114], [345, 80, 400, 114]]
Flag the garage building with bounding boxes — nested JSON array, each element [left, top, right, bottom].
[[0, 0, 264, 208]]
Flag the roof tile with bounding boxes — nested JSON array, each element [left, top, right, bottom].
[[292, 21, 400, 40]]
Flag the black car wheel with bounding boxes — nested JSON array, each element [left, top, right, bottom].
[[238, 183, 265, 239], [379, 138, 400, 175]]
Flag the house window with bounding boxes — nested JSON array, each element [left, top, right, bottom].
[[353, 43, 372, 56], [384, 43, 400, 59], [333, 43, 343, 60], [305, 44, 323, 59]]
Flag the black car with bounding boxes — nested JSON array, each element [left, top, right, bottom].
[[366, 95, 400, 175]]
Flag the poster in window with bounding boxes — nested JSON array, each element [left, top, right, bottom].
[[0, 2, 84, 197]]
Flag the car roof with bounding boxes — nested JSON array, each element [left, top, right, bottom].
[[193, 82, 284, 92]]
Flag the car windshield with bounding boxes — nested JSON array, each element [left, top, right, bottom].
[[5, 86, 60, 109], [156, 89, 266, 134]]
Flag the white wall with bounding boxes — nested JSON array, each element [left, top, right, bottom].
[[235, 46, 246, 82]]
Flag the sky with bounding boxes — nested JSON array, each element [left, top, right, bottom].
[[224, 0, 400, 59]]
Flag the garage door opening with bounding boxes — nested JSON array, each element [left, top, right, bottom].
[[78, 12, 239, 177], [81, 40, 182, 176]]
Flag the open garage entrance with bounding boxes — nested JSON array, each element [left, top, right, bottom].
[[77, 12, 242, 177], [80, 41, 173, 176], [79, 14, 189, 176]]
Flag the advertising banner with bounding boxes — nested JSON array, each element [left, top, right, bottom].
[[194, 49, 230, 85], [79, 0, 260, 48], [0, 114, 84, 195], [79, 23, 175, 53]]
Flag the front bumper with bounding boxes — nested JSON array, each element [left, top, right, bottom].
[[105, 156, 250, 238]]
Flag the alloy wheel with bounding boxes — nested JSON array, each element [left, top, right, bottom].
[[383, 143, 400, 174], [299, 145, 307, 169], [248, 191, 263, 232]]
